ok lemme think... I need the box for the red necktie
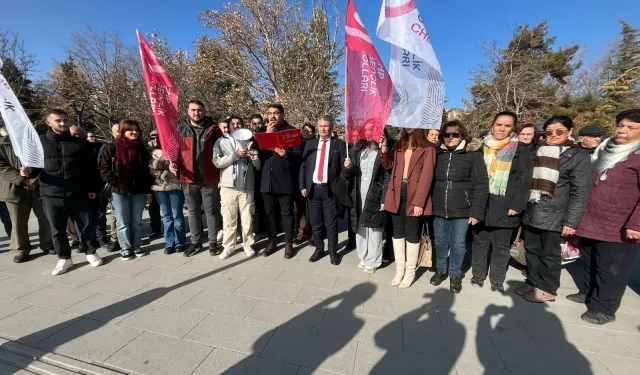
[317,140,327,182]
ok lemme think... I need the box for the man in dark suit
[260,104,302,259]
[300,115,347,265]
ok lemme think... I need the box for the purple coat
[576,153,640,243]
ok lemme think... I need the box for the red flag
[137,30,180,162]
[345,0,393,144]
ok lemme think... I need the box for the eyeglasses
[545,129,567,136]
[443,132,461,139]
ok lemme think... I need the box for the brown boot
[284,243,295,259]
[524,288,556,303]
[263,239,277,257]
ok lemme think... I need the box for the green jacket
[0,135,29,203]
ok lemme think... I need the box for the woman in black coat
[341,128,391,274]
[472,111,534,294]
[430,120,489,293]
[519,116,591,303]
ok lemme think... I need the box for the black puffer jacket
[522,146,592,232]
[432,138,489,220]
[341,142,390,232]
[38,130,101,198]
[483,142,534,228]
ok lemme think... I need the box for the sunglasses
[443,132,461,139]
[545,129,567,136]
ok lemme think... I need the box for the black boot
[263,239,278,257]
[430,271,448,286]
[308,249,324,262]
[329,250,340,265]
[566,293,587,304]
[581,310,615,325]
[450,277,462,294]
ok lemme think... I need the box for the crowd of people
[1,102,639,327]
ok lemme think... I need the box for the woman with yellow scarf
[471,111,534,294]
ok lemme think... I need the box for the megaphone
[231,128,254,151]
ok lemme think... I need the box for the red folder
[254,129,302,151]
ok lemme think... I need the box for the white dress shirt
[312,138,331,184]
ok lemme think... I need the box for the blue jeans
[155,190,186,248]
[434,217,470,277]
[112,193,146,251]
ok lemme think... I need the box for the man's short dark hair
[47,108,69,117]
[250,114,264,123]
[187,99,205,109]
[267,103,285,113]
[218,116,229,125]
[492,111,518,127]
[616,109,640,124]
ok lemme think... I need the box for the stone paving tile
[454,361,532,375]
[127,281,203,307]
[0,276,51,300]
[133,265,198,284]
[104,331,213,375]
[320,311,403,349]
[192,347,299,375]
[225,265,285,282]
[491,334,614,375]
[262,255,320,273]
[234,278,302,303]
[37,318,142,362]
[178,257,232,273]
[260,327,357,375]
[362,297,442,326]
[186,271,248,293]
[118,302,207,339]
[403,322,505,368]
[245,299,326,332]
[293,287,353,310]
[63,292,141,324]
[80,273,154,296]
[0,299,31,320]
[16,284,97,312]
[438,305,532,340]
[0,254,19,272]
[296,367,335,375]
[276,270,337,290]
[42,268,107,288]
[182,289,260,318]
[93,258,154,277]
[2,259,53,278]
[595,353,640,375]
[313,261,370,281]
[136,252,193,268]
[354,341,456,375]
[334,277,398,301]
[0,272,13,282]
[0,305,79,344]
[184,314,275,354]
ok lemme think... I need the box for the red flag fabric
[137,30,180,162]
[345,0,393,144]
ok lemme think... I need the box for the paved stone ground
[0,213,640,375]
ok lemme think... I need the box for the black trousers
[0,202,11,238]
[390,181,422,244]
[263,193,294,243]
[472,224,515,286]
[579,239,639,316]
[95,198,109,242]
[523,226,562,295]
[308,184,338,253]
[42,196,97,259]
[148,193,162,234]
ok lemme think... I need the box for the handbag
[417,221,433,268]
[561,239,580,265]
[510,227,526,266]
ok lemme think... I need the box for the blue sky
[1,0,638,108]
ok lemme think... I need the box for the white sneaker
[219,248,232,260]
[52,259,73,276]
[86,253,103,267]
[217,230,223,243]
[357,261,366,269]
[243,246,256,257]
[364,266,376,274]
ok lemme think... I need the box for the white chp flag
[377,0,444,129]
[0,60,44,167]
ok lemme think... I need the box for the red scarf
[115,137,147,182]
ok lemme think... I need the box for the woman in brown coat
[382,128,436,288]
